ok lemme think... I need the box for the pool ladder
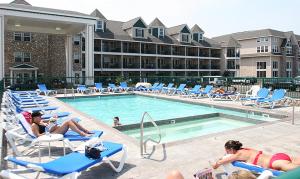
[140,112,161,157]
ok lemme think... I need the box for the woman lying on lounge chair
[212,140,300,171]
[31,111,92,137]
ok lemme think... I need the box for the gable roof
[122,17,147,30]
[167,24,190,35]
[10,0,31,5]
[191,24,204,33]
[10,64,37,69]
[94,19,220,48]
[1,1,96,20]
[90,9,106,20]
[212,29,287,42]
[149,18,165,28]
[219,36,241,48]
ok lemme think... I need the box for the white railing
[140,112,161,157]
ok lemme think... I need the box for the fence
[3,76,300,98]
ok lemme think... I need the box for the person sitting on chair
[31,111,92,137]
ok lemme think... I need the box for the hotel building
[213,29,300,78]
[0,0,222,86]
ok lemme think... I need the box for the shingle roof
[122,17,144,30]
[90,9,106,20]
[0,1,96,19]
[191,24,204,33]
[95,20,220,48]
[295,34,300,41]
[212,29,287,42]
[10,0,30,5]
[166,24,188,35]
[217,36,241,48]
[149,18,165,28]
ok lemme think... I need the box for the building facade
[1,0,222,86]
[213,29,300,78]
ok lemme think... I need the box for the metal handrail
[140,112,161,157]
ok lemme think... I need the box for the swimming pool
[60,95,278,126]
[122,116,255,143]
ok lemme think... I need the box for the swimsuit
[242,148,263,165]
[34,122,46,134]
[269,153,292,169]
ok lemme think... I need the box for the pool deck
[3,92,300,179]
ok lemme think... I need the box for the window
[272,71,278,77]
[14,52,22,62]
[286,39,291,47]
[286,71,292,77]
[181,34,189,42]
[286,48,292,54]
[14,52,31,62]
[265,37,269,42]
[257,46,260,53]
[265,46,268,52]
[23,33,31,42]
[23,52,31,62]
[96,20,103,31]
[73,52,80,63]
[272,45,279,53]
[14,32,22,41]
[272,37,279,42]
[73,36,80,45]
[257,62,266,69]
[257,71,266,77]
[286,61,292,69]
[260,46,265,53]
[257,38,260,43]
[135,28,144,38]
[199,33,203,40]
[257,37,268,43]
[158,28,164,37]
[272,61,278,69]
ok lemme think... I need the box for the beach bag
[85,145,101,159]
[194,168,214,179]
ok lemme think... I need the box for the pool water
[60,95,277,125]
[123,117,254,143]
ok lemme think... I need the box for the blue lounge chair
[240,88,269,105]
[94,83,105,93]
[5,114,103,156]
[140,82,159,92]
[231,161,283,177]
[152,83,164,93]
[41,112,71,119]
[256,89,286,109]
[183,85,201,97]
[37,84,57,96]
[76,85,90,94]
[15,105,59,113]
[0,141,127,178]
[120,82,132,92]
[108,83,120,93]
[161,83,174,94]
[170,84,186,95]
[196,85,213,98]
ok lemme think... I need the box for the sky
[2,0,300,38]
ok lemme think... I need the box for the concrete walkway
[3,92,300,179]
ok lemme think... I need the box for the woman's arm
[212,153,241,169]
[32,124,44,137]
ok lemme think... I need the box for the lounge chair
[76,85,90,94]
[181,85,201,97]
[227,161,283,177]
[161,83,174,94]
[256,89,286,109]
[0,141,127,179]
[152,83,164,93]
[5,114,103,156]
[195,85,213,98]
[37,84,57,96]
[246,85,261,97]
[210,90,240,101]
[240,88,269,105]
[119,82,132,92]
[94,83,105,93]
[169,84,186,95]
[140,82,159,92]
[108,83,120,93]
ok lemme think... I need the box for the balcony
[103,63,121,68]
[142,63,155,69]
[173,64,185,69]
[123,63,140,68]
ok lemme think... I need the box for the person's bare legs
[53,121,88,136]
[71,120,93,134]
[166,170,184,179]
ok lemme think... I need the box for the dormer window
[96,20,103,31]
[181,34,189,43]
[286,39,292,47]
[192,33,203,42]
[159,28,164,37]
[135,28,144,38]
[199,33,203,40]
